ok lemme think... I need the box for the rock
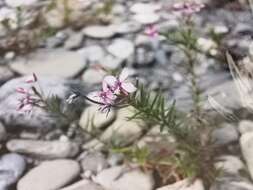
[7,139,79,159]
[0,7,18,30]
[17,160,81,190]
[239,120,253,134]
[4,51,15,61]
[157,179,204,190]
[79,106,116,132]
[80,151,108,173]
[212,123,239,145]
[0,122,6,141]
[0,66,14,85]
[197,37,217,53]
[133,13,160,25]
[10,49,87,78]
[95,166,154,190]
[211,176,253,190]
[100,55,123,70]
[0,76,84,128]
[0,153,26,190]
[130,3,161,14]
[64,32,83,50]
[134,44,155,67]
[107,39,134,60]
[215,155,245,174]
[78,45,105,63]
[107,153,124,167]
[60,179,105,190]
[100,107,145,146]
[5,0,39,7]
[213,25,229,35]
[240,132,253,179]
[115,21,142,34]
[83,25,116,39]
[82,68,107,85]
[46,32,68,48]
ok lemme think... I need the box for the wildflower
[25,73,37,83]
[103,69,137,95]
[145,25,159,38]
[172,1,205,16]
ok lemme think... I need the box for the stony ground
[1,0,253,190]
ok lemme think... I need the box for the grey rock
[115,21,142,34]
[94,165,154,190]
[78,45,105,63]
[130,3,161,14]
[5,0,39,7]
[82,68,107,85]
[10,49,87,78]
[0,153,26,190]
[134,44,155,67]
[157,179,204,190]
[212,123,239,145]
[215,155,245,174]
[239,120,253,134]
[211,176,253,190]
[17,160,81,190]
[0,66,14,85]
[107,39,134,60]
[7,139,79,159]
[64,33,83,50]
[0,76,85,128]
[0,122,6,141]
[79,106,116,132]
[60,179,105,190]
[83,25,116,39]
[80,151,108,173]
[133,13,160,25]
[240,132,253,179]
[100,55,123,70]
[107,153,124,166]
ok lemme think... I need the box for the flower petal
[103,76,117,90]
[121,82,137,93]
[119,69,129,82]
[87,91,103,103]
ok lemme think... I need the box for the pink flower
[103,69,137,95]
[172,2,205,16]
[25,73,38,83]
[145,25,159,38]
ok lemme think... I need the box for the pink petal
[26,73,37,83]
[121,82,137,93]
[119,69,129,82]
[87,91,103,103]
[103,76,117,89]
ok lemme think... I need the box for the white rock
[157,179,204,190]
[4,51,15,60]
[133,13,160,25]
[215,155,245,174]
[79,106,116,132]
[115,21,142,34]
[78,45,105,63]
[107,39,134,60]
[212,123,239,145]
[7,139,79,159]
[64,32,83,50]
[0,7,17,29]
[214,25,229,35]
[83,25,116,39]
[239,120,253,134]
[82,68,107,85]
[101,107,145,146]
[0,153,26,189]
[0,76,84,128]
[197,37,217,52]
[101,55,123,70]
[60,179,104,190]
[17,160,81,190]
[95,166,154,190]
[240,132,253,179]
[130,3,161,14]
[80,151,108,173]
[5,0,39,7]
[10,49,87,78]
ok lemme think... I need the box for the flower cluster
[172,1,205,16]
[16,73,40,113]
[145,25,159,38]
[87,69,137,114]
